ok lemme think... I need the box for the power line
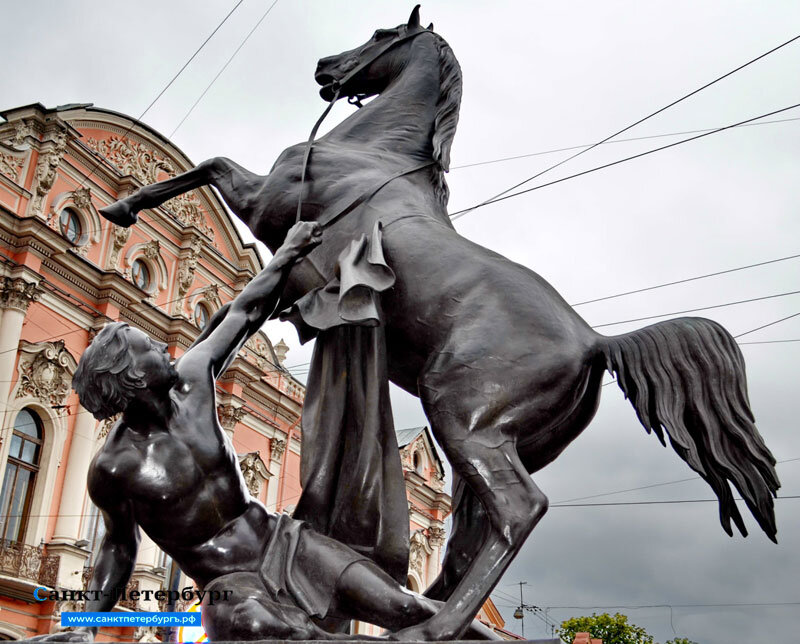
[451,116,800,170]
[170,0,281,137]
[553,457,800,504]
[450,101,800,219]
[739,338,800,345]
[592,288,800,328]
[601,310,800,389]
[571,253,800,307]
[544,601,800,610]
[76,0,246,189]
[449,32,800,218]
[734,311,800,338]
[550,495,799,508]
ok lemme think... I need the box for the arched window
[132,259,151,290]
[413,450,423,474]
[0,409,43,543]
[59,208,82,244]
[194,302,210,330]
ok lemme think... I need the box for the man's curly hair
[72,322,147,420]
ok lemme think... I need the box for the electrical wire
[600,310,800,388]
[450,102,800,219]
[76,0,246,189]
[170,0,281,137]
[734,311,800,338]
[571,253,800,307]
[544,601,800,610]
[553,457,800,504]
[450,32,800,218]
[451,116,800,170]
[550,495,799,508]
[592,288,800,328]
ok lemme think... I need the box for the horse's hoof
[99,200,138,227]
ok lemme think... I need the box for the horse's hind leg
[424,473,488,601]
[396,379,548,640]
[100,157,261,226]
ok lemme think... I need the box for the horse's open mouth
[319,84,337,102]
[315,73,338,102]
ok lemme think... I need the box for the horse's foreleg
[100,157,261,227]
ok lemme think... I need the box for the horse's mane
[431,34,462,207]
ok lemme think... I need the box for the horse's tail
[601,316,779,542]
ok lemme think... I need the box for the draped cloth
[280,222,410,585]
[259,513,368,620]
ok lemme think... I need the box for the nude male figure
[43,221,495,642]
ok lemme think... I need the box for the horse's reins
[294,26,436,227]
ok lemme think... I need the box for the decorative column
[217,403,245,443]
[171,234,203,317]
[266,437,286,511]
[0,277,42,434]
[48,404,98,588]
[51,406,98,543]
[427,525,447,587]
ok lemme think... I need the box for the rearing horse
[101,7,779,640]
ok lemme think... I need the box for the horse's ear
[408,5,421,29]
[427,22,434,31]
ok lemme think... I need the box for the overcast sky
[3,2,799,642]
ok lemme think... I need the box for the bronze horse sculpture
[101,7,779,640]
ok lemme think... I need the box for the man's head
[73,322,177,420]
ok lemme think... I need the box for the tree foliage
[557,612,654,644]
[557,613,698,644]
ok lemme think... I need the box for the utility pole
[513,581,528,638]
[513,581,557,638]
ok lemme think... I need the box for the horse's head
[315,5,434,103]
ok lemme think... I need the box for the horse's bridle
[295,26,436,225]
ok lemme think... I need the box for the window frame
[59,207,83,244]
[131,258,152,291]
[0,409,43,544]
[194,301,211,330]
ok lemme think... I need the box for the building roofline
[1,102,263,268]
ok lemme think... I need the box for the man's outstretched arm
[182,221,321,380]
[32,471,140,642]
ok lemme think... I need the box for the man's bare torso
[88,369,274,587]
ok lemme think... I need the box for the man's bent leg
[333,562,500,640]
[202,572,338,641]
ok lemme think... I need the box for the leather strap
[318,160,435,229]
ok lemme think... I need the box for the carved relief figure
[29,129,68,217]
[16,341,77,407]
